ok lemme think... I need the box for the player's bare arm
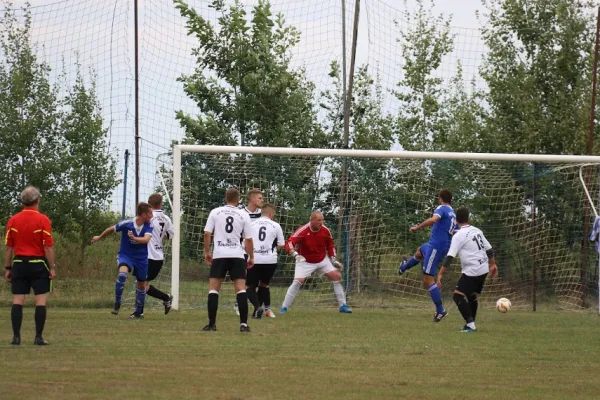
[128,231,152,244]
[487,249,498,278]
[203,231,213,265]
[91,225,116,243]
[410,214,441,233]
[244,238,255,268]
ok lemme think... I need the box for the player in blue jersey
[91,202,154,319]
[398,189,456,322]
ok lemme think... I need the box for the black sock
[453,293,473,324]
[11,304,23,337]
[257,286,265,307]
[258,286,271,308]
[237,292,248,324]
[246,285,260,312]
[147,285,170,302]
[208,292,219,326]
[35,306,47,338]
[468,294,478,321]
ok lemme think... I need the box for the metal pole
[582,6,600,308]
[122,150,130,220]
[134,0,140,208]
[337,0,360,293]
[532,164,537,312]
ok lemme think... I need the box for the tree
[394,0,454,151]
[0,3,65,226]
[61,63,120,255]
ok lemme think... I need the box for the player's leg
[231,258,251,331]
[130,262,149,319]
[204,259,226,330]
[399,245,425,274]
[113,257,131,314]
[258,264,277,318]
[31,260,52,345]
[422,246,446,321]
[468,273,487,324]
[145,259,172,314]
[322,259,352,313]
[245,264,261,319]
[9,261,28,345]
[282,260,315,313]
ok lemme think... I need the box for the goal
[167,145,600,312]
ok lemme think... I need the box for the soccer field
[1,308,599,400]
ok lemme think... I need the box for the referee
[4,186,55,345]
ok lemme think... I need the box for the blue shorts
[419,243,448,276]
[117,254,148,281]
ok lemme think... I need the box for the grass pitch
[0,307,599,400]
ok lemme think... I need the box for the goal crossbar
[171,145,600,311]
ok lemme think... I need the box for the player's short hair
[136,202,152,216]
[21,186,41,206]
[226,187,240,203]
[438,189,453,204]
[456,207,470,224]
[148,193,163,209]
[247,188,262,200]
[262,203,275,214]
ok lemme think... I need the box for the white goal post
[171,145,600,312]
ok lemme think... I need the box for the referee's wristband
[5,266,12,271]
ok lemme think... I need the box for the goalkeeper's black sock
[453,293,473,324]
[237,291,249,325]
[11,304,23,337]
[147,285,170,302]
[208,291,219,326]
[468,294,478,321]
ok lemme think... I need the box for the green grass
[1,308,599,400]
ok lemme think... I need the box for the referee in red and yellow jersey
[4,186,55,346]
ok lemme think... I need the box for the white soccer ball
[496,297,511,313]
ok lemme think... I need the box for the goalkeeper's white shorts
[294,257,337,279]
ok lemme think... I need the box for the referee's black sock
[35,306,47,338]
[11,304,23,337]
[147,285,170,302]
[208,291,219,326]
[237,291,248,325]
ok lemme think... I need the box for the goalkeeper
[280,211,352,314]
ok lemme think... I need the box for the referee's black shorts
[147,259,164,282]
[210,258,246,280]
[246,263,277,286]
[456,273,488,295]
[11,256,51,295]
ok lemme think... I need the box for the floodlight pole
[134,0,140,208]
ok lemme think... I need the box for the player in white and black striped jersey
[246,203,285,319]
[146,193,174,314]
[437,207,498,333]
[203,188,255,332]
[234,188,263,315]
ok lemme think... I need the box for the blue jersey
[115,219,153,262]
[429,204,456,249]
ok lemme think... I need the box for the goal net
[165,145,600,312]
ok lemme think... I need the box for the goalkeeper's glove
[331,256,343,271]
[291,251,306,263]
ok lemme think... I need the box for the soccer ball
[496,298,511,313]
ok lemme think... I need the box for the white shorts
[294,257,337,279]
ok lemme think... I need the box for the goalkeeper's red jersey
[286,223,336,263]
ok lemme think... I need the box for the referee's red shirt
[4,207,54,257]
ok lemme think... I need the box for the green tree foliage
[0,3,119,250]
[61,64,120,253]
